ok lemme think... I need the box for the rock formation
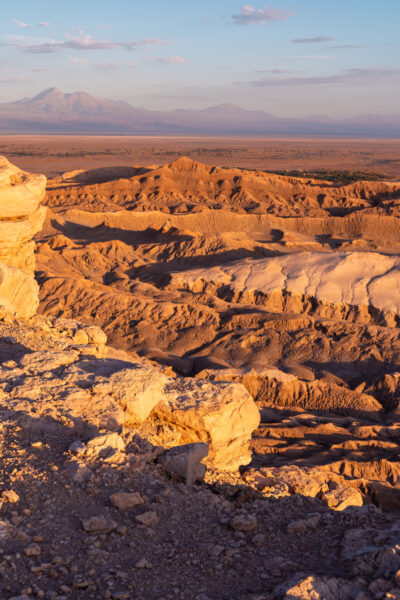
[0,156,46,317]
[172,252,400,327]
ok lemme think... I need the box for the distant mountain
[0,88,399,137]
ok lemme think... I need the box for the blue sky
[0,0,399,117]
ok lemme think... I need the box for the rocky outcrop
[0,317,259,471]
[0,156,46,317]
[152,377,260,470]
[198,368,382,418]
[172,252,400,327]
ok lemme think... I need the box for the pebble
[230,514,258,532]
[110,492,145,510]
[135,511,159,527]
[135,558,152,569]
[2,490,20,503]
[24,543,41,557]
[82,517,117,534]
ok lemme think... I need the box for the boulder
[153,377,260,471]
[157,442,209,484]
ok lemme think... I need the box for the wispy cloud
[292,36,335,44]
[70,57,89,64]
[156,56,187,64]
[232,5,293,25]
[13,19,33,29]
[0,77,28,83]
[39,22,52,27]
[332,44,363,49]
[96,61,120,70]
[10,34,169,54]
[283,55,333,60]
[248,67,400,86]
[255,68,294,74]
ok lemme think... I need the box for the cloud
[98,25,112,30]
[39,22,52,27]
[248,67,400,86]
[32,67,51,72]
[96,61,120,70]
[232,5,294,25]
[13,19,33,29]
[0,77,28,83]
[156,56,187,64]
[12,34,169,54]
[284,55,333,60]
[292,36,335,44]
[255,68,294,74]
[332,44,363,49]
[70,57,89,64]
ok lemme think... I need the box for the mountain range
[1,87,400,137]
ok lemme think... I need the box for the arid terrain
[3,135,400,179]
[0,148,400,600]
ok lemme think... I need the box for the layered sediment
[0,157,46,317]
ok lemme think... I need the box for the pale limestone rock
[0,156,46,317]
[0,262,40,318]
[0,346,259,471]
[85,432,125,460]
[173,252,400,324]
[0,156,46,218]
[157,442,209,484]
[154,377,260,471]
[321,485,363,511]
[93,367,169,423]
[19,350,80,372]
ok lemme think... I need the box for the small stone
[253,534,265,547]
[86,433,125,460]
[135,558,152,569]
[287,513,321,534]
[2,490,19,503]
[110,492,145,510]
[230,514,257,532]
[24,543,41,557]
[68,440,86,455]
[210,545,224,557]
[65,461,93,483]
[82,517,117,534]
[135,511,158,527]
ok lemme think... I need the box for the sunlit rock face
[0,157,46,317]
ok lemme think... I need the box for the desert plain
[0,137,400,600]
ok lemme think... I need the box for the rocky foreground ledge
[0,316,399,600]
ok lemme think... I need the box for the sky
[0,0,399,117]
